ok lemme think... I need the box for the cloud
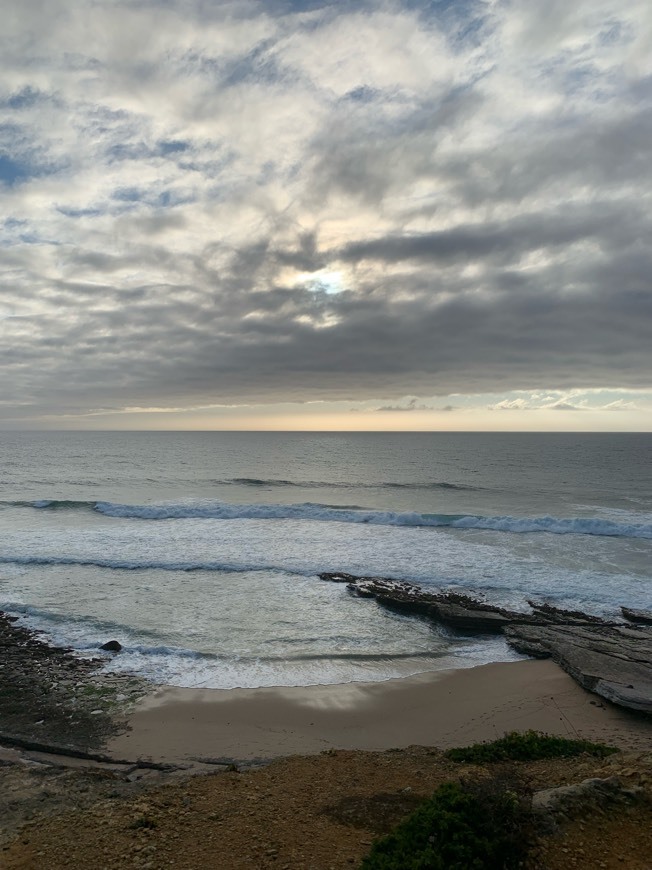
[545,401,584,411]
[489,395,585,412]
[0,0,651,424]
[600,399,639,411]
[488,399,529,411]
[374,397,433,412]
[485,390,651,414]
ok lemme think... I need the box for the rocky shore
[0,610,146,753]
[0,610,183,849]
[319,573,652,715]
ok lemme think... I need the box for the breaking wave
[13,498,652,539]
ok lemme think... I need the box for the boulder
[532,776,642,822]
[100,640,122,653]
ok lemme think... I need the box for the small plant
[360,775,531,869]
[445,730,617,764]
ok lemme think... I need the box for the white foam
[90,500,652,539]
[2,601,520,689]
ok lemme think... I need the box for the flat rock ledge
[319,573,652,715]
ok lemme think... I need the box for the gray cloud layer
[0,0,651,420]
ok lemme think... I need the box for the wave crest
[7,497,652,539]
[92,501,652,538]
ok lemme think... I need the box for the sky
[1,0,651,431]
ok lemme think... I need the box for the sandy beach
[109,659,652,765]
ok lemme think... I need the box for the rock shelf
[622,607,652,626]
[319,573,652,715]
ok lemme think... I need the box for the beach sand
[108,659,652,765]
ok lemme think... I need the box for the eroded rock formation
[319,572,652,715]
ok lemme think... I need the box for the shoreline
[3,607,651,770]
[109,658,652,765]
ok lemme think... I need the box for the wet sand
[109,659,652,765]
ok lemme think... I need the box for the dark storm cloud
[0,0,651,422]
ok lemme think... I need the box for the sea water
[0,431,650,688]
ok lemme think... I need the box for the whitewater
[0,431,650,689]
[15,498,652,538]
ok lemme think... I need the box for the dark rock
[100,640,122,652]
[429,600,513,633]
[532,776,642,826]
[353,577,443,620]
[317,572,652,714]
[622,607,652,626]
[505,623,652,714]
[327,573,529,633]
[319,572,362,584]
[527,600,613,626]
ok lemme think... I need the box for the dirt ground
[2,746,651,870]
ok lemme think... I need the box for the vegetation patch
[360,775,531,870]
[445,730,618,764]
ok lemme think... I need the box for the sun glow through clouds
[297,269,347,295]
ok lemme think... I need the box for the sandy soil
[109,659,652,765]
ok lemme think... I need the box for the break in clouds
[1,0,651,423]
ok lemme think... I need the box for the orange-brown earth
[2,747,651,870]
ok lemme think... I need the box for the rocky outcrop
[0,611,145,751]
[505,623,652,714]
[318,573,652,715]
[527,600,611,626]
[319,573,534,633]
[622,607,652,626]
[532,776,642,827]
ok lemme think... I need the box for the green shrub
[360,776,531,870]
[445,730,617,764]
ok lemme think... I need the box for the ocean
[0,431,650,689]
